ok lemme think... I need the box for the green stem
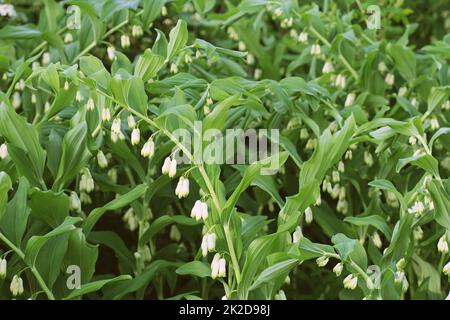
[0,232,55,300]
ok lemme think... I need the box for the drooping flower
[0,144,8,160]
[316,256,329,267]
[292,226,303,244]
[131,128,140,145]
[97,151,108,169]
[141,138,155,158]
[333,262,343,276]
[437,234,449,254]
[0,258,7,279]
[343,274,358,290]
[10,275,24,297]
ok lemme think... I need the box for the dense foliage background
[0,0,449,300]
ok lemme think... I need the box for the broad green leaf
[176,261,211,278]
[25,216,82,266]
[83,184,148,234]
[29,188,70,228]
[64,275,131,300]
[0,177,29,245]
[167,19,188,60]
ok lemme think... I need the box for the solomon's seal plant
[0,0,449,300]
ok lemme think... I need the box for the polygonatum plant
[0,0,449,300]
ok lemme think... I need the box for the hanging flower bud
[141,138,155,158]
[123,208,138,231]
[305,207,313,224]
[238,41,246,51]
[12,92,21,109]
[42,52,51,65]
[408,201,425,215]
[310,44,321,56]
[170,225,181,242]
[300,128,309,140]
[111,118,121,135]
[211,253,221,278]
[292,226,303,243]
[200,202,208,220]
[274,290,287,300]
[398,86,407,97]
[175,177,190,199]
[246,53,255,65]
[430,117,440,130]
[64,81,69,91]
[207,233,216,251]
[86,97,94,111]
[254,68,262,80]
[162,157,171,175]
[0,143,8,160]
[372,231,382,249]
[443,261,450,275]
[168,158,177,178]
[127,115,136,129]
[298,31,308,43]
[191,200,201,220]
[69,192,81,212]
[437,234,449,254]
[333,262,343,276]
[170,63,178,74]
[345,93,355,107]
[343,274,358,290]
[101,107,111,122]
[396,258,406,271]
[218,258,226,277]
[131,25,143,37]
[64,33,73,43]
[201,236,208,257]
[363,151,374,167]
[316,256,329,267]
[131,128,140,145]
[378,62,387,73]
[97,151,108,168]
[0,258,7,279]
[107,46,116,61]
[161,5,168,16]
[10,275,24,296]
[335,74,346,89]
[322,61,334,74]
[384,73,395,86]
[120,35,130,48]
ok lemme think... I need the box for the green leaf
[396,154,439,177]
[25,216,82,266]
[0,104,46,187]
[0,172,12,220]
[167,19,188,60]
[142,0,166,29]
[344,215,392,239]
[249,258,298,291]
[428,180,450,230]
[387,43,416,81]
[0,177,29,245]
[176,261,211,278]
[134,49,165,82]
[238,233,281,299]
[332,233,367,271]
[53,122,91,191]
[0,25,42,40]
[83,184,148,234]
[64,275,131,300]
[29,188,70,228]
[64,229,99,284]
